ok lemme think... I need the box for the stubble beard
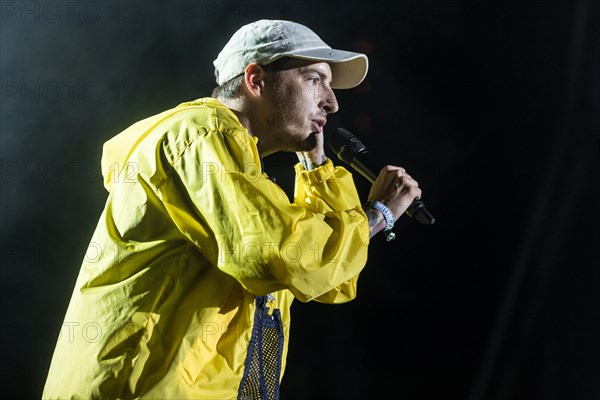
[264,77,318,153]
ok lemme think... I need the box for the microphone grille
[328,128,368,163]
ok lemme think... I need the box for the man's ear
[243,63,267,98]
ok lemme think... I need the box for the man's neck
[220,99,275,157]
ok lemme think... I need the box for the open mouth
[311,118,327,132]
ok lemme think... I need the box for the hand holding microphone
[328,127,435,225]
[367,165,422,222]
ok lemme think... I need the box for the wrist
[297,151,327,170]
[363,207,386,238]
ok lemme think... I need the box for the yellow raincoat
[42,98,370,399]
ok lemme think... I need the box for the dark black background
[1,1,599,399]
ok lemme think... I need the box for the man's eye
[308,77,320,84]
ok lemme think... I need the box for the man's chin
[300,134,318,152]
[281,138,317,153]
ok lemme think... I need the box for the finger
[382,165,406,174]
[407,175,421,188]
[403,176,419,188]
[410,186,423,200]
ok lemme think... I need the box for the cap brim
[283,48,368,89]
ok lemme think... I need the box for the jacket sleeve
[158,124,370,303]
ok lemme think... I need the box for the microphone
[328,127,435,225]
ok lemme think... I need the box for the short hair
[211,74,243,101]
[211,57,294,101]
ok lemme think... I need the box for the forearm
[364,207,386,238]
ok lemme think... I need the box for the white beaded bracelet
[365,200,396,241]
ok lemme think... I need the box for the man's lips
[311,118,327,132]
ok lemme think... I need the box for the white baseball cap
[213,19,369,89]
